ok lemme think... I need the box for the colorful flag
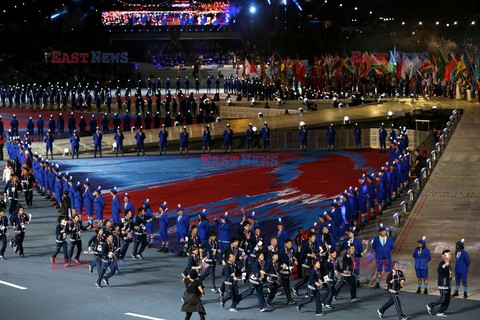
[389,51,397,74]
[474,52,479,85]
[250,59,257,75]
[444,54,457,83]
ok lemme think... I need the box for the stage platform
[27,97,459,156]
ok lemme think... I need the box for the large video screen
[102,1,231,26]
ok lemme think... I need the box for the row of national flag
[237,50,480,88]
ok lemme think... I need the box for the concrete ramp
[393,107,480,300]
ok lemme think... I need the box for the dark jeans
[199,263,216,289]
[12,232,25,255]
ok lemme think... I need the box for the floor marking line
[0,280,28,290]
[124,312,166,320]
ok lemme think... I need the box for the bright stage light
[249,5,257,14]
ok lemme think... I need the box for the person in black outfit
[50,215,69,267]
[334,245,359,302]
[181,270,206,320]
[0,209,8,259]
[412,149,425,177]
[377,260,408,320]
[427,250,452,317]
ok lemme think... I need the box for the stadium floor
[1,149,477,320]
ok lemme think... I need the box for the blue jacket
[261,127,270,140]
[70,135,80,148]
[123,201,135,217]
[135,131,146,146]
[223,129,233,145]
[83,187,94,216]
[176,214,190,237]
[454,250,470,274]
[216,220,231,243]
[111,196,121,224]
[372,236,395,260]
[412,247,431,270]
[94,194,106,219]
[93,132,102,146]
[197,219,210,241]
[115,132,124,146]
[159,130,168,146]
[158,212,169,230]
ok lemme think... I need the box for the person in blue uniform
[180,126,189,155]
[53,174,63,208]
[376,260,407,320]
[176,204,190,257]
[110,187,121,224]
[70,130,80,159]
[68,113,76,135]
[159,125,168,155]
[26,117,34,137]
[79,116,87,135]
[73,182,83,217]
[261,122,270,152]
[452,239,470,298]
[157,202,169,253]
[276,218,288,248]
[48,114,56,135]
[44,130,55,159]
[56,113,65,137]
[354,123,362,149]
[93,127,103,158]
[206,76,212,93]
[93,186,105,224]
[89,115,97,135]
[215,212,231,252]
[202,125,211,154]
[426,250,452,317]
[372,224,395,289]
[114,128,124,157]
[124,111,131,131]
[10,114,19,136]
[379,124,387,152]
[299,122,308,151]
[246,123,255,152]
[135,126,146,156]
[197,209,210,248]
[83,179,94,228]
[345,227,366,286]
[122,193,135,218]
[113,114,121,133]
[296,259,323,316]
[326,124,335,151]
[37,115,44,138]
[413,236,431,294]
[223,124,233,153]
[389,125,397,141]
[357,175,368,225]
